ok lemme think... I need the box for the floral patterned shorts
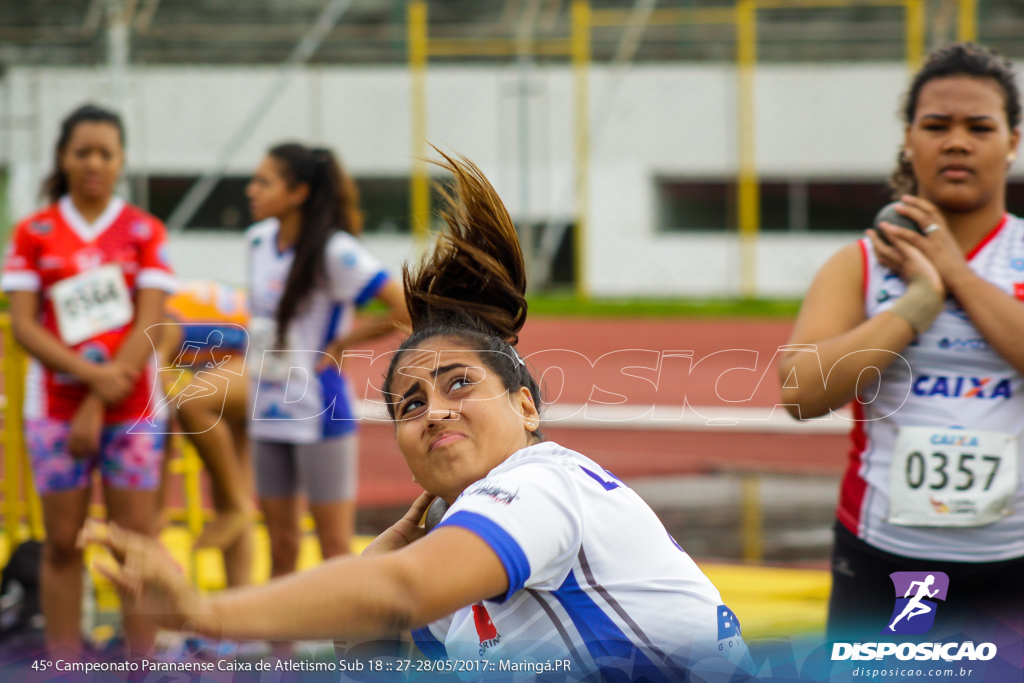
[26,417,166,495]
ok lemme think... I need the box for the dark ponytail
[42,104,125,204]
[890,42,1021,198]
[382,151,543,438]
[268,143,362,345]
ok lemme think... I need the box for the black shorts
[827,521,1024,642]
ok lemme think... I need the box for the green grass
[0,293,801,319]
[362,294,802,319]
[525,292,802,319]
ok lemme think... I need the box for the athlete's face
[905,76,1020,212]
[390,338,540,504]
[60,121,123,204]
[246,156,308,222]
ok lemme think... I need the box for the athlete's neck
[69,192,114,224]
[935,191,1006,256]
[276,210,303,252]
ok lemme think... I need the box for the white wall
[4,62,1012,296]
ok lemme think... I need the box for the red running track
[349,318,850,508]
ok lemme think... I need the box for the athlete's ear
[515,387,540,432]
[290,181,311,209]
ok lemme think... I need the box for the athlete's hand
[316,339,345,373]
[893,196,974,287]
[87,362,139,404]
[79,521,218,634]
[361,492,436,556]
[69,396,104,459]
[868,222,946,300]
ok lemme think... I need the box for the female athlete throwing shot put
[82,153,749,681]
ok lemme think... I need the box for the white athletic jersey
[412,442,751,682]
[842,214,1024,561]
[245,218,389,443]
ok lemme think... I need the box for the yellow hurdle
[1,312,44,562]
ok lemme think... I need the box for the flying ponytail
[403,151,528,344]
[382,151,542,434]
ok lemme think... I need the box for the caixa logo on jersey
[911,375,1012,399]
[832,572,997,662]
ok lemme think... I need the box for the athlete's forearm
[110,289,168,372]
[332,313,408,351]
[946,270,1024,375]
[10,307,103,383]
[203,553,416,641]
[779,312,916,419]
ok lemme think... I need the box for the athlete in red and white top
[1,104,175,655]
[778,44,1024,640]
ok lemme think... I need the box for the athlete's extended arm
[84,519,507,641]
[110,288,168,374]
[8,290,138,404]
[778,243,921,419]
[154,316,183,370]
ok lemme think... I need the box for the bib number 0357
[889,427,1017,528]
[904,451,1001,493]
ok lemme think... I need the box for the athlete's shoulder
[13,204,61,238]
[118,204,169,241]
[491,442,590,481]
[327,229,361,248]
[1002,212,1024,235]
[810,239,868,296]
[245,218,278,245]
[325,229,370,261]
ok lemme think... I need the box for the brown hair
[402,151,527,343]
[890,42,1021,198]
[42,104,125,204]
[382,151,542,435]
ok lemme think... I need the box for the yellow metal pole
[180,438,205,539]
[19,342,43,541]
[740,475,763,563]
[409,0,430,247]
[571,0,591,299]
[2,315,25,549]
[176,437,206,588]
[905,0,924,72]
[957,0,977,43]
[736,0,759,298]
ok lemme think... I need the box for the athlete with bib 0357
[778,44,1024,640]
[2,104,176,657]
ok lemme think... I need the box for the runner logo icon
[884,571,949,635]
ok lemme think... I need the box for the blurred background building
[1,0,1022,298]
